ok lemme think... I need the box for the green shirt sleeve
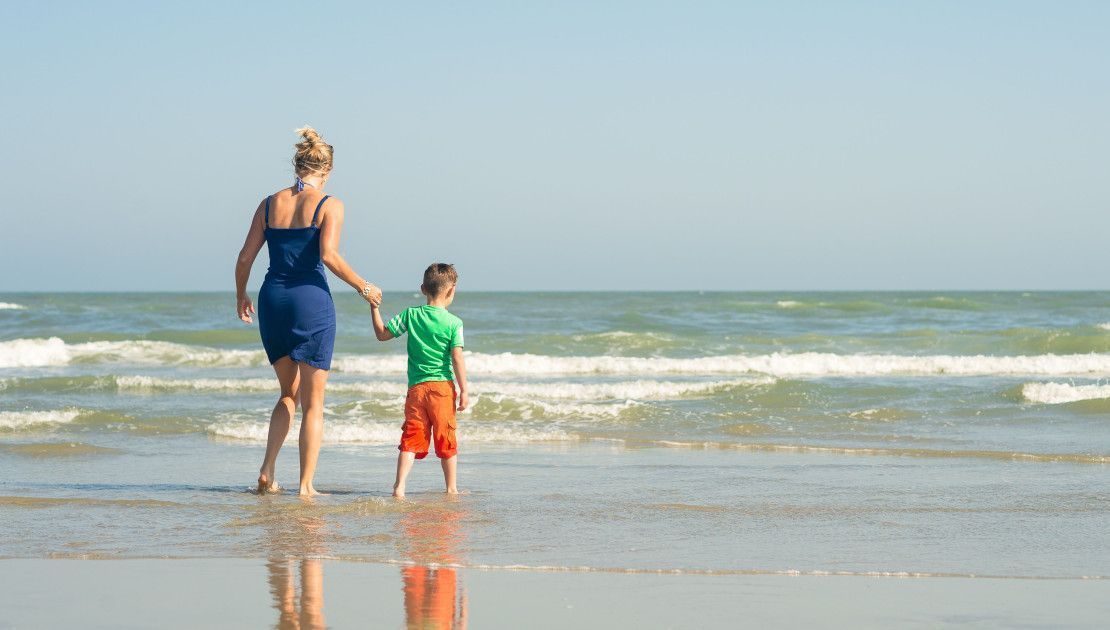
[386,309,408,338]
[451,323,465,348]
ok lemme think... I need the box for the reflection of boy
[371,263,468,498]
[399,502,468,629]
[403,566,466,629]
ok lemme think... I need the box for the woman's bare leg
[298,363,329,496]
[258,357,300,493]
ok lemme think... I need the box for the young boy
[371,263,468,498]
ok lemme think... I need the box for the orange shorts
[399,380,458,460]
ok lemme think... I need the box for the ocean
[1,291,1108,583]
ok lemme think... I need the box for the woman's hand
[360,283,383,307]
[237,294,256,324]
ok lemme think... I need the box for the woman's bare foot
[257,473,281,495]
[392,484,406,499]
[298,485,328,498]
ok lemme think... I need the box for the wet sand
[0,559,1106,629]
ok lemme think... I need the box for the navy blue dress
[257,194,337,370]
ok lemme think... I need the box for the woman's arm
[234,200,266,323]
[318,198,383,305]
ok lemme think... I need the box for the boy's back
[387,305,464,387]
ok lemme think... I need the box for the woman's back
[266,188,329,229]
[263,189,332,281]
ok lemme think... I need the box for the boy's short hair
[422,263,458,297]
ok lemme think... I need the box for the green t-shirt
[386,305,465,387]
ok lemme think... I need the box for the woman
[235,126,382,496]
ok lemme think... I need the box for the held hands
[237,295,255,324]
[360,283,383,307]
[457,390,469,412]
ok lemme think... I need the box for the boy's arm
[451,346,469,411]
[370,305,396,341]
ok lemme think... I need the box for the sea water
[0,292,1108,579]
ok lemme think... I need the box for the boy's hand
[360,283,383,306]
[457,390,469,412]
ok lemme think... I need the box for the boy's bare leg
[441,455,458,494]
[258,357,300,494]
[393,451,416,498]
[297,363,330,497]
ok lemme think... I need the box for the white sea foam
[1098,323,1110,331]
[71,340,264,366]
[0,409,81,430]
[114,374,765,400]
[776,300,803,308]
[351,351,1110,378]
[477,395,642,418]
[0,302,26,310]
[115,375,406,396]
[473,378,771,400]
[0,338,265,369]
[9,337,1110,378]
[207,419,575,444]
[0,338,70,368]
[1021,382,1110,404]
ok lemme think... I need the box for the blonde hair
[293,126,333,177]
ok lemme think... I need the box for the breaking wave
[1021,382,1110,405]
[0,409,82,431]
[7,337,1110,378]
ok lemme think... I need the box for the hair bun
[295,125,322,145]
[292,126,334,176]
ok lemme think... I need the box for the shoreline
[1,555,1105,581]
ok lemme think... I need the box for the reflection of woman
[260,502,329,629]
[268,557,326,630]
[235,126,382,496]
[399,505,468,629]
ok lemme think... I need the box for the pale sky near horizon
[3,1,1108,291]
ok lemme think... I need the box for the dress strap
[312,195,330,227]
[263,196,271,228]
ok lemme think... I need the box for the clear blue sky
[3,1,1107,291]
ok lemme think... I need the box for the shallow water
[0,292,1108,581]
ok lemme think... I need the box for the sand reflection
[398,501,469,629]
